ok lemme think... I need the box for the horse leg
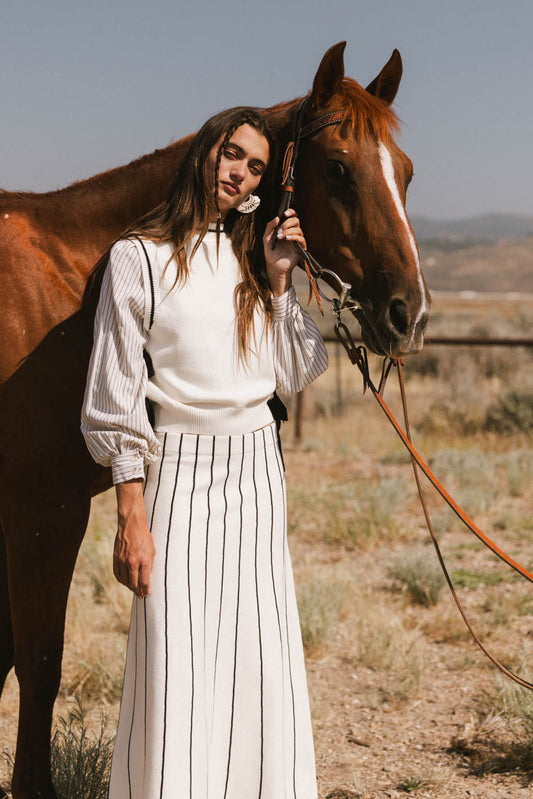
[4,490,91,799]
[0,520,14,696]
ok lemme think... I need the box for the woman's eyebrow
[226,142,267,169]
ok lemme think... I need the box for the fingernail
[277,229,283,238]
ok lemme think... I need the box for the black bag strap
[135,237,156,330]
[267,392,288,471]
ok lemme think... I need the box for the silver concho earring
[237,194,260,214]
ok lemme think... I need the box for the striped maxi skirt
[108,423,317,799]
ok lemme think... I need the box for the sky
[1,0,532,220]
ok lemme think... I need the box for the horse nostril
[388,298,409,337]
[418,311,430,335]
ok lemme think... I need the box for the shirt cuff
[111,452,146,484]
[271,285,297,321]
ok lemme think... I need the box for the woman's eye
[326,160,348,181]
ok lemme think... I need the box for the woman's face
[207,124,269,220]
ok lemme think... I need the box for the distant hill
[292,214,533,305]
[411,213,533,246]
[419,236,533,293]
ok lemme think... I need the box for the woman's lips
[222,181,239,196]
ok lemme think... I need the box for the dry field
[2,296,533,798]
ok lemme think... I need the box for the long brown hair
[117,107,275,357]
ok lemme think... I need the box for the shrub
[2,699,114,799]
[389,549,445,607]
[52,699,114,799]
[297,580,348,652]
[485,391,533,434]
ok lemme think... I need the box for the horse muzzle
[355,294,431,358]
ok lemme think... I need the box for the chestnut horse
[0,42,429,797]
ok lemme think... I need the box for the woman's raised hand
[263,209,307,297]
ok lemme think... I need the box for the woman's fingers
[263,216,280,245]
[274,211,306,250]
[113,532,155,597]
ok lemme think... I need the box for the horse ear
[365,49,403,105]
[310,41,346,109]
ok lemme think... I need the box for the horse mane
[323,77,400,142]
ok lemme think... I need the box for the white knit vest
[135,232,276,435]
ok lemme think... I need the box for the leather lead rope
[395,361,533,691]
[335,319,533,690]
[273,98,346,312]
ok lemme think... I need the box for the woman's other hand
[263,209,307,297]
[114,479,156,597]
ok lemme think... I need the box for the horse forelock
[320,78,400,144]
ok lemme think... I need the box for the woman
[82,106,328,798]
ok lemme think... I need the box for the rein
[335,315,533,691]
[276,98,533,690]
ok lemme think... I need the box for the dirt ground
[287,443,533,799]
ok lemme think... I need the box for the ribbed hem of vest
[111,452,146,485]
[154,402,275,436]
[271,285,297,320]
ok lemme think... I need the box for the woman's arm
[263,211,329,393]
[262,209,307,297]
[81,240,162,593]
[114,479,156,597]
[81,239,162,483]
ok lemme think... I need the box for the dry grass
[297,579,350,654]
[60,500,129,710]
[351,598,425,702]
[389,547,446,607]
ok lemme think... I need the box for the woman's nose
[230,161,246,182]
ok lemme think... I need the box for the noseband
[273,97,358,315]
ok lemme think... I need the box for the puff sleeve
[270,286,329,394]
[81,239,162,484]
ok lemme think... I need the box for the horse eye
[326,160,348,181]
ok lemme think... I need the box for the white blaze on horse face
[378,142,430,327]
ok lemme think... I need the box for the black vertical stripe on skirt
[223,439,245,799]
[203,437,216,641]
[159,436,183,798]
[187,438,200,798]
[213,439,232,705]
[272,435,298,797]
[253,434,265,796]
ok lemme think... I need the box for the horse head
[291,42,430,357]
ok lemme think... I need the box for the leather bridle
[273,96,356,313]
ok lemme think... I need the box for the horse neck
[77,139,193,239]
[1,136,193,254]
